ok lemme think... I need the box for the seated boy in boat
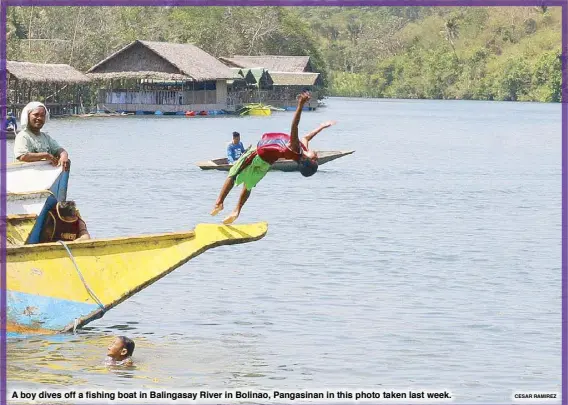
[211,91,336,224]
[106,336,135,366]
[227,131,246,163]
[39,200,91,243]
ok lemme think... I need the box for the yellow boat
[7,222,268,334]
[7,214,38,246]
[248,106,272,116]
[238,103,272,116]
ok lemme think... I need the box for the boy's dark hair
[232,131,240,137]
[299,159,318,177]
[57,201,77,217]
[119,336,135,356]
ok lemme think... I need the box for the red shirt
[41,208,88,242]
[256,133,307,164]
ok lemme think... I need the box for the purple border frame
[0,1,566,405]
[1,2,7,405]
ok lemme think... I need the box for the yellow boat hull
[7,222,268,334]
[248,107,272,116]
[7,215,38,246]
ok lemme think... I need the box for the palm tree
[441,18,460,60]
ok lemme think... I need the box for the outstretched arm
[289,91,311,152]
[301,120,336,149]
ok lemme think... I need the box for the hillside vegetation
[6,6,562,102]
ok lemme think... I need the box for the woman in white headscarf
[13,101,70,171]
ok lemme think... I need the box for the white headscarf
[20,101,50,131]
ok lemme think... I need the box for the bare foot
[222,211,239,225]
[210,203,224,216]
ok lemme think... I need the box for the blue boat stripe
[8,290,100,332]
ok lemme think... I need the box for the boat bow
[7,222,268,334]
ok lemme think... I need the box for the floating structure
[87,40,234,114]
[8,47,325,118]
[263,72,322,111]
[6,61,91,118]
[220,55,321,110]
[197,150,355,172]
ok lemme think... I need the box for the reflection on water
[6,98,562,403]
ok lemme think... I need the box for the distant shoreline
[324,95,559,104]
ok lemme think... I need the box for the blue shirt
[6,116,17,130]
[227,141,246,163]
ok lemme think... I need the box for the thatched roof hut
[7,61,91,83]
[269,72,321,87]
[219,55,313,73]
[7,61,92,117]
[87,40,233,81]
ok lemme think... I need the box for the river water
[5,97,562,403]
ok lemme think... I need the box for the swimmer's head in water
[107,336,135,360]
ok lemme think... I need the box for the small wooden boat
[7,222,268,334]
[238,103,272,116]
[248,106,271,116]
[197,150,355,172]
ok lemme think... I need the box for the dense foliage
[6,6,562,102]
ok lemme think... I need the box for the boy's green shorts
[228,147,271,191]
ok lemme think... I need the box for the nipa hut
[87,40,233,114]
[261,72,322,110]
[220,55,320,110]
[7,61,91,117]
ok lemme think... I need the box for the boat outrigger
[6,161,268,334]
[197,150,355,172]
